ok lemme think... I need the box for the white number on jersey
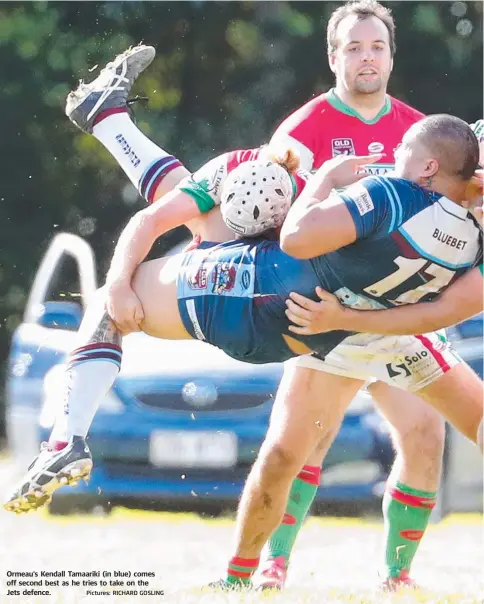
[363,256,455,305]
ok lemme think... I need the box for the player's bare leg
[257,381,446,590]
[416,363,483,445]
[256,400,342,590]
[223,368,363,586]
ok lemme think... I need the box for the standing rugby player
[242,0,472,590]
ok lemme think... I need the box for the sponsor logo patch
[188,266,208,290]
[241,270,251,290]
[224,217,246,234]
[331,138,355,156]
[352,187,374,216]
[115,133,141,167]
[192,159,226,199]
[362,163,394,176]
[368,141,384,154]
[212,262,237,294]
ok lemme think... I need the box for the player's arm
[103,189,202,334]
[280,154,382,258]
[105,189,201,289]
[286,265,483,335]
[152,165,191,201]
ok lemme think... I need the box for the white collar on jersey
[435,195,469,219]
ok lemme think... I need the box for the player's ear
[328,52,337,74]
[424,158,439,178]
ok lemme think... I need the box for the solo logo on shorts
[386,350,429,378]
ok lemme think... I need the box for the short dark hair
[418,114,480,181]
[327,0,396,56]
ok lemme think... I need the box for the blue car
[6,233,480,515]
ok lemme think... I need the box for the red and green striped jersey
[271,88,424,174]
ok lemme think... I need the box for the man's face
[393,125,437,182]
[329,15,393,95]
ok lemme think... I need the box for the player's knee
[257,441,301,481]
[312,424,340,459]
[395,408,446,460]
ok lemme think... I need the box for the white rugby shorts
[294,330,461,392]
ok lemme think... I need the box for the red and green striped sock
[226,556,259,586]
[265,465,321,562]
[383,481,437,578]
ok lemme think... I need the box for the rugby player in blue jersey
[5,110,482,545]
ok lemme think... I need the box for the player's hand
[320,153,383,189]
[105,281,145,335]
[285,286,347,334]
[474,205,483,228]
[464,169,484,208]
[182,234,202,252]
[470,119,484,166]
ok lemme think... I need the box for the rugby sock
[264,465,321,562]
[383,481,436,578]
[48,343,122,445]
[92,110,183,203]
[47,366,71,449]
[226,556,259,585]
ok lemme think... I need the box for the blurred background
[0,1,482,516]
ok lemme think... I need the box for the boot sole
[4,458,93,514]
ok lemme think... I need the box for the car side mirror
[34,301,83,331]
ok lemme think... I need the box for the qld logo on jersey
[331,138,355,156]
[188,266,208,290]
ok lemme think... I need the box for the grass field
[0,505,482,604]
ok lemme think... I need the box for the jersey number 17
[363,256,455,305]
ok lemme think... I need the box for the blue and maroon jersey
[177,176,482,363]
[312,176,482,311]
